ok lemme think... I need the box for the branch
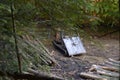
[0,70,64,80]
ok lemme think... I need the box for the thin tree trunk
[11,2,22,73]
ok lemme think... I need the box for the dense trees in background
[0,0,119,79]
[0,0,119,36]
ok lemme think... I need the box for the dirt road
[47,38,119,80]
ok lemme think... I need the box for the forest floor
[46,36,119,80]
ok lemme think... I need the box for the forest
[0,0,119,80]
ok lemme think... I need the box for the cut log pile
[0,35,62,80]
[80,58,120,80]
[18,35,58,69]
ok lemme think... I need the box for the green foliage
[91,0,119,27]
[34,0,119,30]
[0,0,37,73]
[0,2,12,38]
[0,0,119,76]
[1,0,119,36]
[0,0,37,37]
[0,38,19,72]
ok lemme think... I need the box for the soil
[46,37,119,80]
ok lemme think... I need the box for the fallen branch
[89,65,119,72]
[108,58,120,64]
[80,72,107,80]
[97,29,119,38]
[21,35,58,65]
[0,70,64,80]
[27,68,64,80]
[91,65,119,78]
[105,61,120,67]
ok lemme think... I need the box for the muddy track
[47,38,119,80]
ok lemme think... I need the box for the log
[28,68,64,80]
[24,37,57,64]
[103,64,120,72]
[89,65,119,72]
[108,58,120,64]
[98,29,119,38]
[0,70,64,80]
[91,65,119,78]
[18,41,50,65]
[17,36,61,72]
[97,69,119,78]
[80,72,107,80]
[105,61,120,67]
[22,38,56,64]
